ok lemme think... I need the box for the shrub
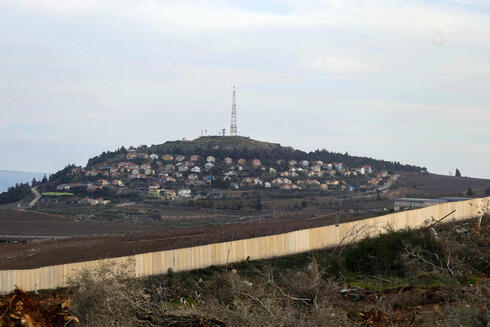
[68,260,155,326]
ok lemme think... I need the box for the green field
[41,192,74,196]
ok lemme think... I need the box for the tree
[455,168,461,177]
[467,187,473,196]
[485,187,490,196]
[0,183,31,204]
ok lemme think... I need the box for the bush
[68,260,153,326]
[342,229,432,276]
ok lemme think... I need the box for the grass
[41,192,74,196]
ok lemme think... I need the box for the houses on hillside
[52,151,390,202]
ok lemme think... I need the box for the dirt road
[27,187,40,208]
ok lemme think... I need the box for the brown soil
[0,209,163,238]
[0,210,363,270]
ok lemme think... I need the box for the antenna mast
[230,86,237,136]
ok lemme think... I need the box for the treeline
[86,147,128,167]
[46,165,78,184]
[147,142,304,163]
[84,139,424,174]
[0,183,31,204]
[307,149,423,174]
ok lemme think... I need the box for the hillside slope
[397,172,490,197]
[86,136,423,173]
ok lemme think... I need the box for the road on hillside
[27,187,41,208]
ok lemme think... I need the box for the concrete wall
[1,197,487,294]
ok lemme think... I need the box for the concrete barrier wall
[1,197,487,294]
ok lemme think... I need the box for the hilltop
[86,136,423,173]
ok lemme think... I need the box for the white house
[191,166,201,173]
[178,189,192,198]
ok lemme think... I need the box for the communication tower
[230,86,237,136]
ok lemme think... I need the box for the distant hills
[0,170,46,193]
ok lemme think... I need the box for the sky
[0,0,489,178]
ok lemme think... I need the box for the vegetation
[86,147,128,167]
[41,192,74,196]
[0,183,31,204]
[85,136,424,173]
[66,216,489,326]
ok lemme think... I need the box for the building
[148,188,161,196]
[188,173,199,181]
[56,183,71,190]
[98,179,110,186]
[178,189,192,198]
[126,149,137,159]
[164,164,175,172]
[394,197,470,211]
[111,179,124,187]
[394,198,447,211]
[163,189,176,200]
[191,166,201,173]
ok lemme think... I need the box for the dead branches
[0,287,79,326]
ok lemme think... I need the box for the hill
[397,172,490,197]
[3,136,489,208]
[86,136,424,173]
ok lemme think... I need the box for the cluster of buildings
[57,151,391,201]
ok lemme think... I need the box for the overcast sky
[0,0,489,178]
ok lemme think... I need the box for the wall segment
[0,197,487,294]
